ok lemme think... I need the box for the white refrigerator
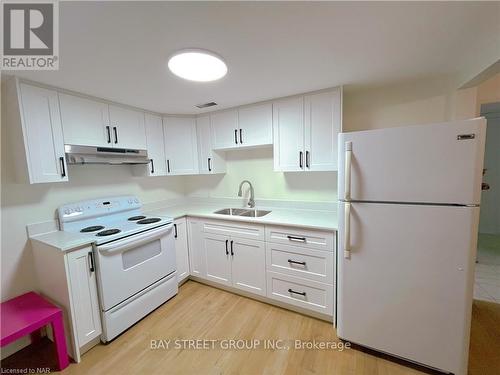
[337,118,486,375]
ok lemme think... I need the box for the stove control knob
[64,209,70,215]
[134,198,139,203]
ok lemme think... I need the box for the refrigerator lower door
[337,201,479,375]
[338,118,486,205]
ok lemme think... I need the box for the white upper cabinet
[210,109,239,150]
[304,89,341,171]
[211,104,273,150]
[18,83,68,184]
[108,105,147,150]
[273,88,342,172]
[273,96,305,172]
[163,116,199,175]
[237,103,273,148]
[196,115,226,174]
[59,93,110,147]
[144,114,167,176]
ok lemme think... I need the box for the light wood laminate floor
[6,280,499,374]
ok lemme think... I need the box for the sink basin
[239,209,271,217]
[213,208,271,218]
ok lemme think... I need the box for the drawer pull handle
[288,288,306,296]
[288,259,306,266]
[287,235,306,242]
[225,239,229,255]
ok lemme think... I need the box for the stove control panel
[58,195,142,223]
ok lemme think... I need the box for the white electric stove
[58,195,178,342]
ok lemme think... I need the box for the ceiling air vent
[195,102,217,109]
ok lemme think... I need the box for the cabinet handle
[287,235,306,243]
[239,128,243,144]
[59,157,66,177]
[230,240,234,256]
[208,157,212,172]
[288,288,306,296]
[234,129,238,144]
[288,259,306,266]
[306,151,310,168]
[174,223,177,238]
[113,126,118,144]
[88,251,95,273]
[150,159,154,174]
[167,159,170,173]
[106,126,111,143]
[299,151,303,169]
[225,239,229,255]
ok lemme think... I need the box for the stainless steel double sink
[213,208,271,218]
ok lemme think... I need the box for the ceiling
[10,1,500,114]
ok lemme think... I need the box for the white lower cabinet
[266,271,333,315]
[31,242,102,362]
[185,217,335,319]
[66,248,102,347]
[231,237,266,296]
[187,218,206,278]
[204,233,232,286]
[174,218,190,283]
[202,232,266,296]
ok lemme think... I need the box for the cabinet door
[108,105,147,149]
[144,114,167,176]
[304,89,341,171]
[196,115,226,175]
[19,83,68,183]
[66,248,102,347]
[273,97,305,172]
[231,238,266,296]
[59,93,110,147]
[238,103,273,148]
[187,219,206,278]
[174,218,190,283]
[211,109,239,149]
[163,117,199,175]
[203,233,231,286]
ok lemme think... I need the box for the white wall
[184,148,337,202]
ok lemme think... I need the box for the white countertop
[30,202,337,252]
[147,204,337,231]
[30,230,96,252]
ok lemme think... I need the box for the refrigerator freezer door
[338,118,486,205]
[337,201,479,375]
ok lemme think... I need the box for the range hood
[65,145,150,165]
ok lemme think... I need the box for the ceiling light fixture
[168,49,227,82]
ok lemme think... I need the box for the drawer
[265,225,334,251]
[266,271,333,315]
[266,243,333,284]
[202,219,265,241]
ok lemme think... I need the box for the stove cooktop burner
[96,229,121,236]
[128,215,146,221]
[137,218,162,224]
[80,225,105,233]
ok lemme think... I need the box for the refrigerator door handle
[344,141,352,200]
[344,202,351,259]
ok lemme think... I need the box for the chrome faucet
[238,180,255,208]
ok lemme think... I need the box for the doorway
[474,102,500,303]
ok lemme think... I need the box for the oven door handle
[97,224,173,254]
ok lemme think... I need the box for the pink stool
[1,292,69,371]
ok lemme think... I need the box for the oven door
[95,224,176,311]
